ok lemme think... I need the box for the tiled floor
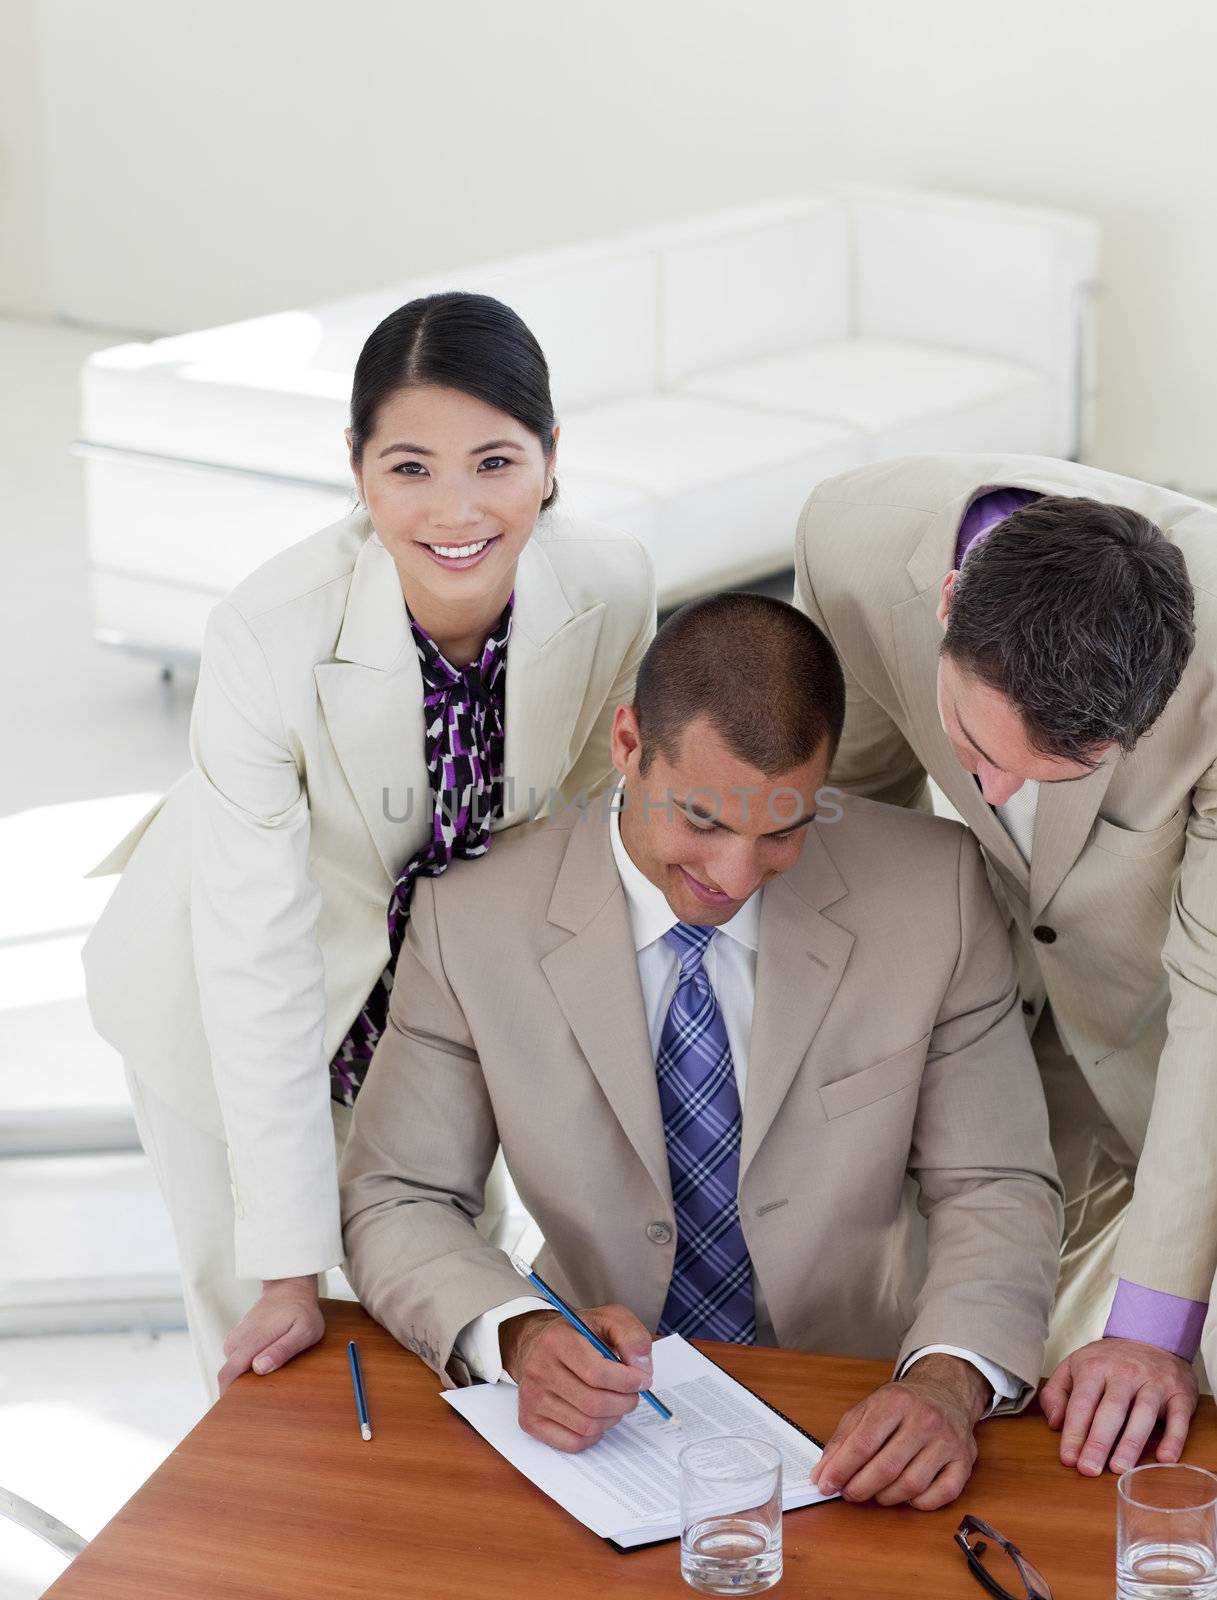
[0,317,203,1600]
[0,1327,202,1598]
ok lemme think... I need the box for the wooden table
[45,1301,1217,1598]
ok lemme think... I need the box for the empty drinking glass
[679,1435,783,1596]
[1117,1463,1217,1600]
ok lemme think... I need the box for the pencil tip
[361,1424,373,1441]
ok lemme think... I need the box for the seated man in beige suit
[793,454,1213,1481]
[341,593,1062,1511]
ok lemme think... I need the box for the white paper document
[441,1333,836,1547]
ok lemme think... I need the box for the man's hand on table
[500,1303,655,1452]
[1040,1337,1198,1476]
[217,1275,325,1393]
[810,1353,990,1510]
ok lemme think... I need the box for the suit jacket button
[1033,925,1057,944]
[647,1222,673,1245]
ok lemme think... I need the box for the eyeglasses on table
[955,1513,1052,1600]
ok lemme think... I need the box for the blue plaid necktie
[656,923,756,1344]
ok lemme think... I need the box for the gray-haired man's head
[936,495,1195,805]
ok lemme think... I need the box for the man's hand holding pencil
[501,1303,656,1453]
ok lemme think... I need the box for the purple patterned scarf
[329,596,513,1105]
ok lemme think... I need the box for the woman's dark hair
[349,291,558,509]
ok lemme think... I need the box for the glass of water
[1117,1463,1217,1600]
[679,1434,783,1596]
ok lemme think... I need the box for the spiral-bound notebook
[441,1333,838,1549]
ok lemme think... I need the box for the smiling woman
[354,385,552,661]
[347,295,560,664]
[82,292,656,1404]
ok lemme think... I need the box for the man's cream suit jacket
[82,510,655,1279]
[340,794,1063,1397]
[793,453,1217,1303]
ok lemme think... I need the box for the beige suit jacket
[82,509,655,1279]
[793,453,1217,1302]
[340,794,1063,1398]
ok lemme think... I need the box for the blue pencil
[348,1339,372,1441]
[511,1257,676,1425]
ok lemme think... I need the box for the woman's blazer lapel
[315,528,609,881]
[502,539,606,823]
[314,531,426,884]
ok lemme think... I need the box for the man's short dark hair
[634,592,846,776]
[943,495,1195,763]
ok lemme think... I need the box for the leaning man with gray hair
[793,453,1215,1481]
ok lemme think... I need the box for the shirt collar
[955,487,1042,569]
[608,781,762,955]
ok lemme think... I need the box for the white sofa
[80,186,1098,665]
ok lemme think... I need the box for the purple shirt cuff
[1104,1279,1208,1360]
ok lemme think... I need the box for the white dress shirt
[456,786,1020,1410]
[994,780,1039,863]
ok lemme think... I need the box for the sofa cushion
[678,338,1057,460]
[555,471,657,532]
[658,197,850,385]
[843,185,1099,455]
[845,185,1098,381]
[437,238,659,413]
[557,396,863,601]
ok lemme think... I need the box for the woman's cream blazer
[82,509,655,1281]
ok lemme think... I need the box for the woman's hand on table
[217,1275,325,1393]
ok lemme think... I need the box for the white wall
[8,1,1217,487]
[29,0,845,332]
[0,0,51,318]
[829,0,1217,487]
